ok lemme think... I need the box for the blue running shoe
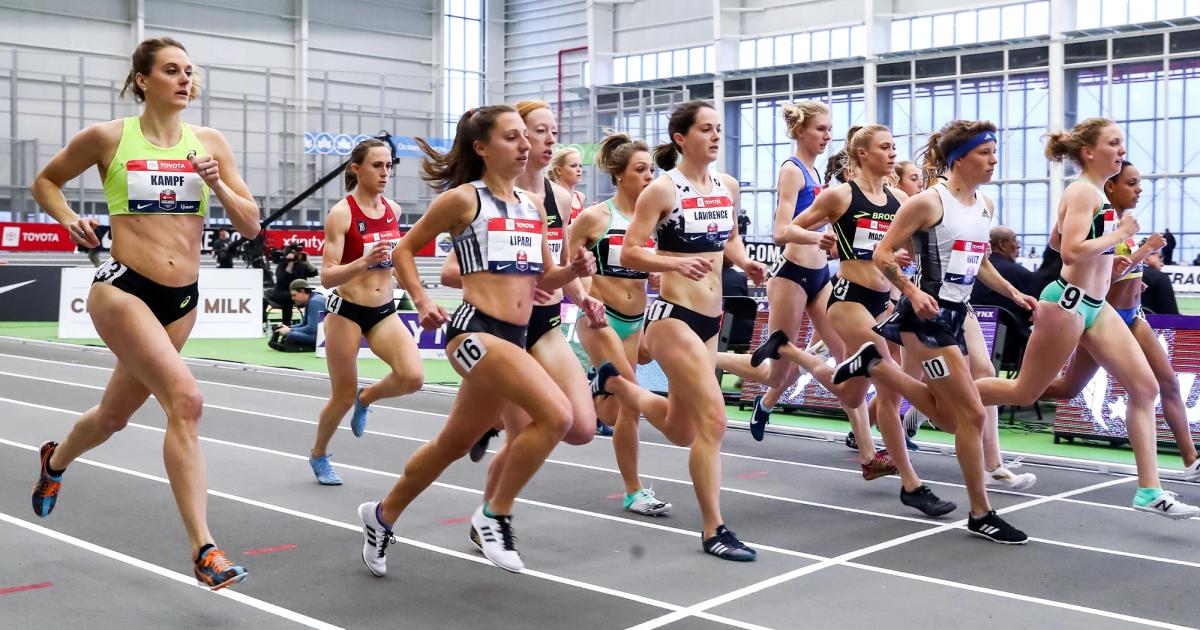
[32,441,62,517]
[904,433,919,451]
[309,454,344,485]
[351,387,371,438]
[749,395,771,442]
[194,546,247,590]
[702,525,757,561]
[596,419,614,436]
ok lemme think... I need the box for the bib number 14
[453,334,488,373]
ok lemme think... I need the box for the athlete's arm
[875,189,938,298]
[978,196,1038,314]
[194,127,260,239]
[440,250,463,289]
[773,163,805,246]
[622,176,712,279]
[1127,232,1166,268]
[1059,182,1135,265]
[320,203,384,289]
[787,184,847,239]
[31,121,119,248]
[721,173,767,285]
[536,195,596,291]
[394,185,474,329]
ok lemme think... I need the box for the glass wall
[444,0,485,137]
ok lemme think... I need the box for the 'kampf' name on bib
[126,159,204,214]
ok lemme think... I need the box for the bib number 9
[1057,284,1084,312]
[453,334,488,373]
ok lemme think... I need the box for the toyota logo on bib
[516,250,528,272]
[159,189,177,210]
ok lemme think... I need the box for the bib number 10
[453,334,488,373]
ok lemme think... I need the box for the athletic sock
[46,463,65,478]
[483,501,498,518]
[375,503,393,529]
[196,543,215,562]
[1134,487,1164,506]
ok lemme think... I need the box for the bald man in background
[971,226,1036,333]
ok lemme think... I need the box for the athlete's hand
[894,248,913,268]
[532,287,556,303]
[362,242,391,268]
[417,298,449,331]
[673,256,713,281]
[1011,291,1039,322]
[1111,255,1132,279]
[1117,212,1139,238]
[569,246,597,278]
[65,216,101,248]
[189,153,221,186]
[1145,232,1166,251]
[744,260,768,286]
[911,290,941,320]
[818,231,837,253]
[580,295,608,329]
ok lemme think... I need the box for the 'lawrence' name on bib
[681,196,733,243]
[127,159,204,214]
[487,218,544,274]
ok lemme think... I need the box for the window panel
[658,51,672,78]
[933,14,954,48]
[1026,2,1050,37]
[955,12,977,46]
[740,40,756,70]
[757,146,775,188]
[674,49,688,76]
[463,20,481,72]
[812,30,831,61]
[978,8,1001,42]
[911,16,932,50]
[614,57,627,84]
[793,33,811,63]
[1077,0,1102,29]
[892,19,910,52]
[627,56,642,82]
[850,26,866,57]
[1102,0,1129,26]
[691,47,706,74]
[449,18,465,68]
[775,35,792,66]
[757,37,774,67]
[642,54,657,80]
[706,45,716,73]
[1001,4,1025,39]
[831,28,850,59]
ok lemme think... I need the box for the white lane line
[0,511,343,630]
[839,561,1196,630]
[0,436,770,630]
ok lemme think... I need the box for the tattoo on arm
[883,261,909,289]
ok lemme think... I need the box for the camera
[269,241,308,265]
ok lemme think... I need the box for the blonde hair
[548,147,582,183]
[844,124,890,168]
[1044,117,1116,165]
[781,100,830,139]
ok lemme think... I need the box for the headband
[945,130,997,167]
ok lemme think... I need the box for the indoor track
[1,337,1197,629]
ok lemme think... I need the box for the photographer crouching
[269,279,326,352]
[264,241,319,325]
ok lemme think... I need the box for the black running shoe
[702,525,757,561]
[751,329,789,368]
[469,428,499,463]
[749,395,771,441]
[845,431,858,450]
[591,361,619,399]
[833,342,882,385]
[967,510,1028,544]
[900,484,956,517]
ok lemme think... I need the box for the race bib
[487,218,543,274]
[1056,282,1086,313]
[944,240,987,285]
[363,228,402,270]
[681,196,734,244]
[452,334,488,372]
[606,233,655,269]
[546,227,564,262]
[126,159,204,214]
[852,218,890,259]
[1097,206,1118,254]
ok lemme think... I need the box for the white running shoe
[902,407,927,438]
[624,488,672,516]
[1183,459,1200,483]
[806,339,831,361]
[986,458,1037,492]
[470,504,524,572]
[1133,490,1200,520]
[358,501,395,577]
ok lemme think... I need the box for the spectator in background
[1142,249,1180,315]
[1191,252,1200,266]
[1028,246,1037,258]
[212,228,235,268]
[972,226,1036,334]
[737,209,751,238]
[1163,228,1177,265]
[264,243,318,324]
[269,279,326,352]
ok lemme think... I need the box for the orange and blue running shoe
[194,545,248,590]
[32,441,62,518]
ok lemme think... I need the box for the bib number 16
[453,334,488,373]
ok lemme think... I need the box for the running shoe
[590,361,619,399]
[806,339,831,361]
[596,420,614,437]
[308,454,343,486]
[194,546,248,590]
[1183,459,1200,483]
[845,431,858,450]
[701,525,757,561]
[1133,490,1200,520]
[358,501,395,577]
[624,488,671,516]
[966,510,1028,545]
[749,395,772,441]
[903,433,920,451]
[470,428,500,463]
[900,484,957,517]
[986,458,1037,492]
[902,407,927,439]
[32,441,62,518]
[833,342,882,384]
[351,387,371,438]
[861,450,898,480]
[470,504,524,572]
[750,329,789,368]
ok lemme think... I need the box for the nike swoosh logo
[0,280,35,295]
[136,203,154,210]
[496,264,512,270]
[386,217,394,223]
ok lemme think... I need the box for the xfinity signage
[59,268,262,338]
